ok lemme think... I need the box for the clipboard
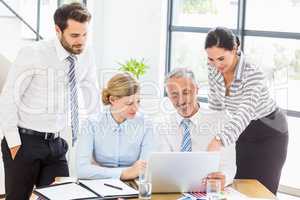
[33,179,139,200]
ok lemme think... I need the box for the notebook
[34,179,138,200]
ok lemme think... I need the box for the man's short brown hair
[54,3,91,32]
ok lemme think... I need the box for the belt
[18,127,60,140]
[263,107,279,120]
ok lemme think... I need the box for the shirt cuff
[4,128,21,148]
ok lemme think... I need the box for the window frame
[166,0,300,196]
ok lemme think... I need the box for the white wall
[92,0,167,99]
[0,17,23,61]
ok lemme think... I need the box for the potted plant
[118,58,149,79]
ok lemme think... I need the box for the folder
[34,179,138,200]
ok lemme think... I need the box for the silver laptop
[147,152,220,193]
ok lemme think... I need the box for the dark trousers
[235,108,289,194]
[1,129,69,200]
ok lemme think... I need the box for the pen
[104,183,123,190]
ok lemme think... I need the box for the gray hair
[164,68,197,85]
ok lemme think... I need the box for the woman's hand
[207,137,222,152]
[120,160,146,180]
[206,172,226,191]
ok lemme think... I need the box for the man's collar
[54,37,70,61]
[174,104,201,126]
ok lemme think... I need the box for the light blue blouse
[76,107,155,179]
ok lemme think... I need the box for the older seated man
[156,68,236,189]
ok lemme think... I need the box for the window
[246,0,300,33]
[172,0,238,28]
[244,37,300,111]
[167,0,300,196]
[167,0,239,90]
[171,32,207,81]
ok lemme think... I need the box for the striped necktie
[67,55,79,146]
[180,118,192,152]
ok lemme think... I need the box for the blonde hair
[102,73,140,105]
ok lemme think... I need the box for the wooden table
[27,179,275,200]
[131,179,276,200]
[231,179,275,199]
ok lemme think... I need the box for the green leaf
[117,58,149,79]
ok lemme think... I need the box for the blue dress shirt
[76,107,155,179]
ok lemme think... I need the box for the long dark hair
[205,27,240,51]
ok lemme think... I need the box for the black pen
[104,183,123,190]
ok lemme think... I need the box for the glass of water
[139,181,152,200]
[138,169,152,200]
[206,179,221,200]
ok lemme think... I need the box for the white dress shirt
[0,37,99,148]
[155,107,236,186]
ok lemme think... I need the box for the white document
[225,187,249,199]
[35,182,97,200]
[79,179,138,197]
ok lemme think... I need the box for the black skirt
[234,107,289,194]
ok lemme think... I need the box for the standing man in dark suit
[0,3,98,200]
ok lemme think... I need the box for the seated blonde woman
[76,73,155,180]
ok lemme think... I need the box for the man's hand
[120,160,146,180]
[207,172,226,191]
[207,137,222,151]
[10,145,21,160]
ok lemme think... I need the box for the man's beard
[60,36,84,55]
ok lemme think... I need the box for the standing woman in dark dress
[204,27,289,194]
